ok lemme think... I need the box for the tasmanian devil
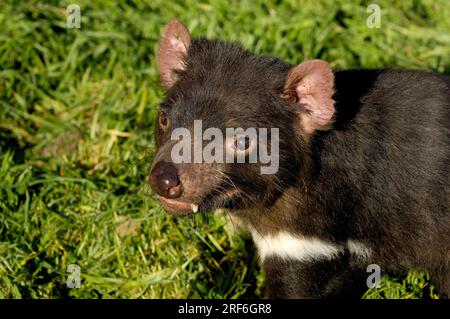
[148,20,450,298]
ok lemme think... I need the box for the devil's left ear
[283,60,335,134]
[158,19,191,89]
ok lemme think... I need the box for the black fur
[152,38,450,298]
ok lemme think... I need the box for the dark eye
[234,136,251,151]
[159,111,169,130]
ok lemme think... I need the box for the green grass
[0,0,448,299]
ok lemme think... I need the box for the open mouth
[157,196,198,216]
[157,187,241,216]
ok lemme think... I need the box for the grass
[0,0,448,299]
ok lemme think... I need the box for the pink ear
[158,19,191,89]
[284,60,335,134]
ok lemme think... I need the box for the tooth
[191,204,199,213]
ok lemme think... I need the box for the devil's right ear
[158,19,191,89]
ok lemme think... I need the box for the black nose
[149,161,183,198]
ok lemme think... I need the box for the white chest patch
[250,229,344,262]
[347,240,372,259]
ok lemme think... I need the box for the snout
[148,161,194,215]
[149,159,233,215]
